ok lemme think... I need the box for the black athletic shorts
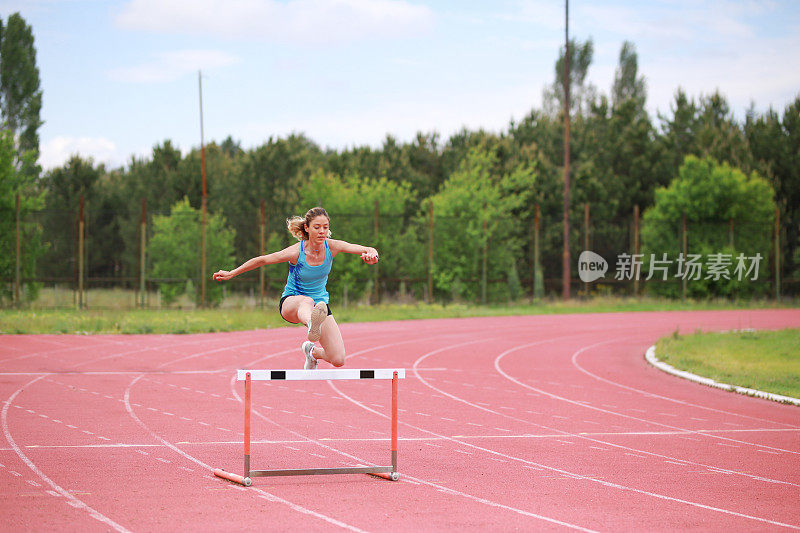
[278,295,332,324]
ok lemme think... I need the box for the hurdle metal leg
[367,370,399,481]
[213,371,253,486]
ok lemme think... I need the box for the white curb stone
[645,345,800,407]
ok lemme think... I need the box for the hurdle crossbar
[213,368,404,487]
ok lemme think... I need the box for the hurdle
[213,368,404,486]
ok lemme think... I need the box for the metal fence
[2,196,791,309]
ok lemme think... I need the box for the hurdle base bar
[250,465,397,480]
[213,468,252,486]
[367,471,400,481]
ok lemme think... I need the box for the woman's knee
[328,351,346,367]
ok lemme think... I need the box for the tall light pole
[199,70,208,307]
[562,0,571,300]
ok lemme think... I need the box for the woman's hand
[212,269,234,281]
[361,249,379,265]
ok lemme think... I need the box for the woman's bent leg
[282,296,344,367]
[315,316,345,367]
[280,295,315,324]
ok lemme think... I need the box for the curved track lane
[1,309,799,531]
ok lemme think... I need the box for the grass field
[0,295,794,334]
[657,328,800,400]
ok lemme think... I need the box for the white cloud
[39,136,121,170]
[644,29,800,119]
[234,80,542,152]
[497,0,564,30]
[108,49,240,83]
[114,0,434,45]
[578,2,758,43]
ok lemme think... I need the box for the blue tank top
[281,239,332,303]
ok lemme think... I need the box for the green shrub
[641,156,774,298]
[149,198,235,306]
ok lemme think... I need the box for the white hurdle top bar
[237,369,405,381]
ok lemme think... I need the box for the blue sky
[2,0,799,170]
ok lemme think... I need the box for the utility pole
[199,70,208,307]
[562,0,571,299]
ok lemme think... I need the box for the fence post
[15,194,21,307]
[201,195,207,307]
[260,199,266,308]
[481,216,488,305]
[682,212,687,301]
[140,198,147,308]
[633,205,640,296]
[533,204,542,299]
[374,199,380,304]
[78,196,85,310]
[729,217,734,249]
[775,207,781,300]
[427,201,434,303]
[584,203,590,296]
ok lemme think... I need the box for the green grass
[656,329,800,400]
[0,296,793,335]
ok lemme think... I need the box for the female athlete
[212,207,378,369]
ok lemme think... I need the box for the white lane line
[124,374,367,532]
[757,449,781,455]
[572,342,800,430]
[2,375,132,533]
[15,429,791,450]
[406,336,800,527]
[492,338,800,486]
[322,384,599,532]
[319,379,588,531]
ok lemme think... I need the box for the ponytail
[286,207,331,241]
[286,216,307,240]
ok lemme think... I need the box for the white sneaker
[307,301,327,342]
[302,341,317,370]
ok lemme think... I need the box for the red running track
[1,309,799,531]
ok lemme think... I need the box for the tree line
[1,11,798,304]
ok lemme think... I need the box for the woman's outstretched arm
[212,243,300,281]
[328,239,379,264]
